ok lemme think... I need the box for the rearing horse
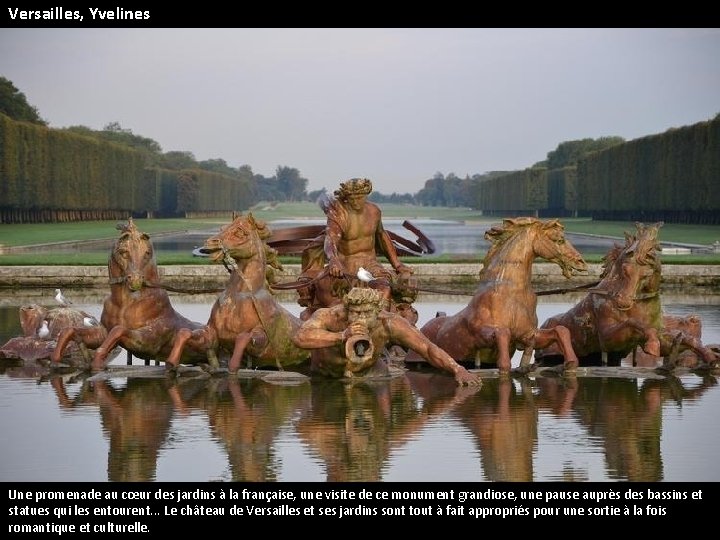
[413,217,588,374]
[165,213,310,373]
[535,222,718,368]
[51,219,212,370]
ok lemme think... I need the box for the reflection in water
[1,366,716,482]
[571,374,717,481]
[1,295,719,482]
[297,378,413,481]
[51,376,180,481]
[295,376,470,481]
[564,377,663,481]
[449,377,538,482]
[185,378,311,482]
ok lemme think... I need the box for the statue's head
[344,287,384,327]
[335,178,373,202]
[342,287,384,376]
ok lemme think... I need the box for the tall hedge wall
[0,115,253,222]
[0,114,146,221]
[577,117,720,223]
[476,167,548,215]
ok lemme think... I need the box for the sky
[1,28,719,194]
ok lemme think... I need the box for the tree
[63,121,163,165]
[237,164,254,179]
[253,174,282,202]
[537,137,626,169]
[275,165,308,202]
[63,125,95,137]
[0,76,47,125]
[416,172,446,206]
[100,122,163,156]
[442,173,463,207]
[198,158,237,176]
[160,150,197,170]
[368,191,415,204]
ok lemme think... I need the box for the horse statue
[0,303,116,365]
[164,213,310,373]
[50,218,213,370]
[534,222,719,369]
[408,217,588,375]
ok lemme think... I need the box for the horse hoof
[655,365,673,376]
[562,363,578,377]
[643,340,661,357]
[164,364,178,376]
[692,361,720,373]
[512,364,536,376]
[200,363,226,377]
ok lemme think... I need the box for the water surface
[1,293,718,482]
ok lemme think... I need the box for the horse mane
[247,213,271,241]
[483,217,542,264]
[114,217,149,244]
[116,217,136,234]
[633,222,662,266]
[264,245,283,287]
[230,213,284,288]
[107,218,159,286]
[600,243,626,279]
[599,223,662,280]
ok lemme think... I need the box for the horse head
[109,218,158,292]
[485,217,587,279]
[201,213,283,286]
[19,304,48,337]
[598,222,662,310]
[202,213,266,262]
[533,219,588,279]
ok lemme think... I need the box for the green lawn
[1,203,719,265]
[0,218,225,247]
[559,218,720,246]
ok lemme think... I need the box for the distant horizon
[2,28,718,193]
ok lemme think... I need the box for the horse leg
[660,330,719,370]
[79,343,92,363]
[597,320,660,358]
[642,327,661,357]
[534,325,579,372]
[206,349,220,370]
[203,326,220,370]
[51,326,108,365]
[661,332,684,370]
[228,328,269,373]
[92,325,131,371]
[228,333,253,373]
[51,327,78,364]
[165,327,194,369]
[167,326,219,371]
[485,327,512,375]
[512,345,536,375]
